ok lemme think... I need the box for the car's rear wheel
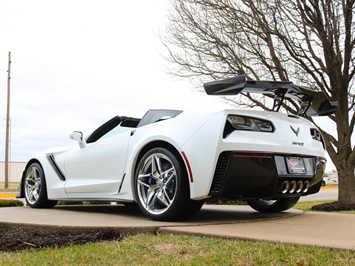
[24,162,57,208]
[134,147,203,221]
[247,197,300,213]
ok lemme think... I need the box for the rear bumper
[208,151,325,200]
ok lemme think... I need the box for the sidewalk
[1,204,354,250]
[159,210,355,250]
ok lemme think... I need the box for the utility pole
[5,51,11,189]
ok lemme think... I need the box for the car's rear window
[137,110,182,127]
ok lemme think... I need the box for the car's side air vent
[310,128,325,149]
[223,120,235,138]
[209,151,231,195]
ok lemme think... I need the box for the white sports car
[18,75,337,221]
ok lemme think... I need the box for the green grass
[1,234,354,265]
[2,199,354,264]
[294,200,332,212]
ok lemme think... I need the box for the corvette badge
[290,126,300,136]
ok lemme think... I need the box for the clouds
[0,0,228,162]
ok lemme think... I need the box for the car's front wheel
[247,197,300,213]
[134,147,203,221]
[24,162,57,208]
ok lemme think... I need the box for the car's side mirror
[70,131,87,149]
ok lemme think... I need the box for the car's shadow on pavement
[48,204,302,225]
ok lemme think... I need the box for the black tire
[247,197,300,213]
[23,162,57,208]
[134,147,203,221]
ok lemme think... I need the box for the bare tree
[162,0,355,205]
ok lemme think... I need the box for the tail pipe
[281,180,310,194]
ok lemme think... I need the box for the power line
[9,60,177,113]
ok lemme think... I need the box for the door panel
[64,131,132,194]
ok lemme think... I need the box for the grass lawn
[1,234,354,265]
[1,200,355,265]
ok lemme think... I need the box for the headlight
[227,115,274,132]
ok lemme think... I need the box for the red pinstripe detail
[181,151,194,183]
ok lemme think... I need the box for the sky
[0,0,229,164]
[0,0,339,171]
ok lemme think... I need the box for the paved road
[299,185,338,201]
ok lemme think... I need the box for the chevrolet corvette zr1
[17,75,338,221]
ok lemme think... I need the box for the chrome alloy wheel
[24,164,43,205]
[136,152,177,215]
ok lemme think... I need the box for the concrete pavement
[159,209,355,250]
[1,204,354,250]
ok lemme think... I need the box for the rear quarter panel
[117,111,221,200]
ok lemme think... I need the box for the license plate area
[285,157,306,174]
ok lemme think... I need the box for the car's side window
[98,124,132,141]
[86,116,140,144]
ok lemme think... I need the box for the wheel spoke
[25,180,35,189]
[146,185,159,209]
[138,173,152,188]
[32,167,38,179]
[160,189,172,206]
[32,190,39,201]
[151,154,160,175]
[163,168,175,185]
[153,154,163,175]
[28,188,34,200]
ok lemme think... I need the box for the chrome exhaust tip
[303,181,310,193]
[296,181,303,193]
[289,180,297,193]
[281,180,290,194]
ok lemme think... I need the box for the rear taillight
[227,115,274,132]
[311,128,325,149]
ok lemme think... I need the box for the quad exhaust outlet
[281,180,310,194]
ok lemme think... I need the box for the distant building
[0,161,26,183]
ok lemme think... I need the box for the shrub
[0,199,24,207]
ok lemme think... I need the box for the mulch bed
[311,201,355,212]
[0,228,123,252]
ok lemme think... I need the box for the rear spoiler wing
[203,75,338,117]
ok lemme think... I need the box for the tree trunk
[337,168,355,204]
